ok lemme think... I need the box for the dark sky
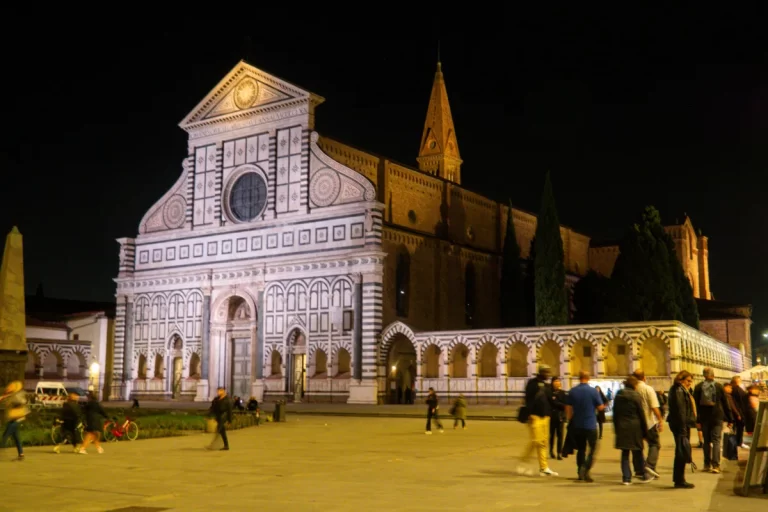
[2,10,767,345]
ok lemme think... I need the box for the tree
[500,202,527,326]
[611,206,682,322]
[533,172,569,326]
[572,271,613,324]
[657,229,700,329]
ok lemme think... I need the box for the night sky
[2,11,767,345]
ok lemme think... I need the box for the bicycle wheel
[51,425,65,445]
[125,421,139,441]
[103,423,117,442]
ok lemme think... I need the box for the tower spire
[417,59,462,183]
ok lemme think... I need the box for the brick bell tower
[417,61,463,184]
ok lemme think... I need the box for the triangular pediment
[180,60,325,130]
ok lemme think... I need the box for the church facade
[111,60,748,404]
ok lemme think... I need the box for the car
[65,387,89,403]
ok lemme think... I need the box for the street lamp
[90,362,100,398]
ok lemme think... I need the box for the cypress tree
[533,172,569,326]
[611,206,682,322]
[500,202,526,326]
[572,270,612,324]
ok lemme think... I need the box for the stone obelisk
[0,226,28,389]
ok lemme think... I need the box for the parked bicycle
[51,419,84,446]
[103,416,139,442]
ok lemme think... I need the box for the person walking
[565,371,604,482]
[595,386,608,439]
[692,367,732,473]
[518,365,558,477]
[549,377,567,460]
[54,392,83,453]
[208,387,233,450]
[79,391,109,454]
[425,388,444,434]
[668,370,696,489]
[451,393,467,430]
[0,381,28,461]
[729,376,749,448]
[632,370,663,479]
[613,376,651,485]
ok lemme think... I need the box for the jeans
[571,427,598,474]
[521,415,550,471]
[214,421,229,449]
[735,420,744,446]
[549,418,564,456]
[645,424,661,471]
[426,409,443,431]
[2,421,23,456]
[702,421,723,467]
[672,428,690,484]
[621,449,644,482]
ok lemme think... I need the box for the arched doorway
[605,338,630,376]
[641,338,668,376]
[387,334,416,404]
[287,328,307,402]
[539,340,561,376]
[212,293,255,399]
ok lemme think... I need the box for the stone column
[348,272,381,404]
[201,294,211,379]
[353,275,363,380]
[122,298,134,400]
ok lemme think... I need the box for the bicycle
[103,416,139,442]
[51,419,84,447]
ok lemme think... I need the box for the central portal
[231,338,251,398]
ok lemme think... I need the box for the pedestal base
[347,379,378,404]
[122,380,133,402]
[251,380,265,402]
[194,380,210,402]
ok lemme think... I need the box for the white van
[33,382,69,408]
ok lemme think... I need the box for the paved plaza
[2,416,766,512]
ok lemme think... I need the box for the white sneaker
[439,429,444,434]
[540,468,558,477]
[741,444,750,450]
[53,445,60,454]
[97,446,104,454]
[77,449,87,454]
[425,431,432,435]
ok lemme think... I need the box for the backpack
[700,381,716,407]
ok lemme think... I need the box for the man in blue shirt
[566,371,605,482]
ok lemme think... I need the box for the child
[451,393,467,430]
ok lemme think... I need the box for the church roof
[179,60,325,131]
[695,298,752,320]
[418,62,461,161]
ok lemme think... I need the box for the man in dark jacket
[549,377,568,460]
[54,393,82,454]
[517,365,558,477]
[208,387,234,451]
[692,368,733,473]
[667,371,696,488]
[729,376,749,448]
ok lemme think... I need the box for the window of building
[395,249,410,317]
[229,172,267,222]
[465,262,476,327]
[72,334,79,341]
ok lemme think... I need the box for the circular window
[229,172,267,222]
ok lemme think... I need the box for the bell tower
[417,61,463,184]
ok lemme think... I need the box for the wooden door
[231,338,251,398]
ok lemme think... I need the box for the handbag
[517,405,529,423]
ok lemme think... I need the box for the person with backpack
[692,367,733,473]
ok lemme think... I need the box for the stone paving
[2,416,766,512]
